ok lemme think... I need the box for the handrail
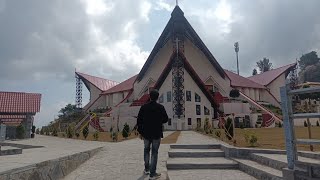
[74,114,90,130]
[239,91,281,122]
[288,87,320,95]
[293,113,320,119]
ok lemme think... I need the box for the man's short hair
[149,89,159,101]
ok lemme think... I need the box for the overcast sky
[1,0,320,127]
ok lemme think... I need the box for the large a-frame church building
[74,6,296,132]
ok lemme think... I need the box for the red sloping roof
[224,70,266,89]
[0,115,26,119]
[102,75,137,94]
[248,63,297,86]
[0,92,41,113]
[76,72,119,91]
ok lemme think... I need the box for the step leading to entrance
[170,144,221,149]
[167,157,238,170]
[169,149,225,158]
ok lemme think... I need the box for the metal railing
[280,85,320,170]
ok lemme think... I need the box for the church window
[188,118,192,125]
[195,93,201,102]
[186,91,191,101]
[168,118,172,126]
[204,106,210,115]
[167,91,172,102]
[196,105,201,115]
[159,94,164,103]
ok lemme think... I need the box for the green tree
[299,63,320,83]
[59,104,78,118]
[299,51,320,70]
[40,128,44,135]
[257,58,272,73]
[36,128,40,134]
[252,69,257,75]
[16,125,25,139]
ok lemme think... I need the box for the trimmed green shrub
[40,128,44,135]
[244,131,258,147]
[82,125,89,139]
[203,118,211,134]
[304,121,308,127]
[317,121,319,127]
[122,123,130,139]
[93,131,99,141]
[16,124,25,139]
[45,128,50,136]
[111,131,118,142]
[225,117,234,140]
[75,132,80,138]
[52,128,58,136]
[215,130,221,138]
[66,125,74,138]
[32,126,36,134]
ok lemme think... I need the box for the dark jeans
[144,138,161,175]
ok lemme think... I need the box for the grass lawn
[199,127,320,152]
[57,131,138,142]
[161,131,181,144]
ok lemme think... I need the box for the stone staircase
[166,144,241,179]
[166,145,284,180]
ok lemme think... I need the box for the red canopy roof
[0,92,41,113]
[224,70,266,89]
[76,72,119,91]
[102,75,137,94]
[248,63,297,86]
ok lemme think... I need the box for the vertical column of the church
[172,34,185,130]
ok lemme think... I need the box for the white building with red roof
[75,6,298,132]
[0,91,41,139]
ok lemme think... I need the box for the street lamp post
[234,42,240,75]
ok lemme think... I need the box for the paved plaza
[64,131,255,180]
[0,135,105,173]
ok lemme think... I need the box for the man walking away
[137,89,168,180]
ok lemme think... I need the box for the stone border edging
[0,146,103,180]
[0,142,44,149]
[0,147,22,156]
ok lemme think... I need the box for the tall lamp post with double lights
[234,42,240,75]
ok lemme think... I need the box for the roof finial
[176,0,178,6]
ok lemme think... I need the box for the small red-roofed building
[0,91,41,139]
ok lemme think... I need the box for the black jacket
[137,101,169,140]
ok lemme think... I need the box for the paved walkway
[0,135,105,173]
[63,131,174,180]
[176,131,221,144]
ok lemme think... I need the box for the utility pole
[234,42,240,75]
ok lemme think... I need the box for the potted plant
[31,125,36,138]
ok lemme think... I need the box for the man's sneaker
[149,173,161,180]
[143,169,150,175]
